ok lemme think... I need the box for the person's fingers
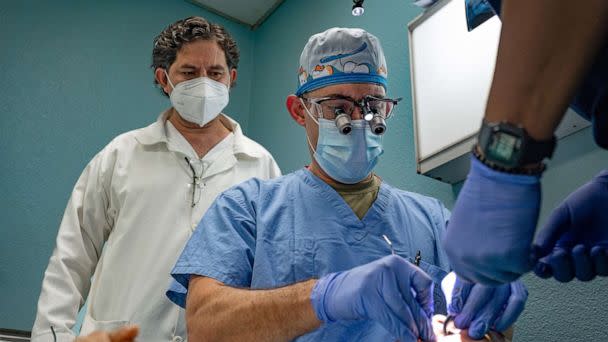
[453,285,494,329]
[76,332,111,342]
[448,277,474,315]
[532,203,572,260]
[406,264,435,317]
[391,257,435,341]
[383,302,419,342]
[493,281,528,332]
[572,244,595,281]
[533,256,553,279]
[108,325,139,342]
[591,245,608,276]
[382,270,420,339]
[415,305,436,342]
[548,248,575,282]
[467,286,510,339]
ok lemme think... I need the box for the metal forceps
[382,235,421,266]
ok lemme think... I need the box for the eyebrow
[176,64,226,71]
[177,64,197,70]
[207,65,226,71]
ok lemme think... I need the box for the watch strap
[472,145,546,175]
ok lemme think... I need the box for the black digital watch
[475,121,556,174]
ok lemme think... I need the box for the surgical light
[352,0,364,16]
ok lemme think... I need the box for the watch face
[488,132,521,165]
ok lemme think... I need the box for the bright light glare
[352,6,364,16]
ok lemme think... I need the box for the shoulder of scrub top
[379,181,451,228]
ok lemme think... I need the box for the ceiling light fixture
[352,0,365,16]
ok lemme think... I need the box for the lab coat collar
[133,109,171,146]
[219,114,263,159]
[134,109,262,159]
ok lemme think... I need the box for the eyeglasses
[185,157,204,207]
[302,95,401,121]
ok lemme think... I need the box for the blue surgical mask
[303,101,384,184]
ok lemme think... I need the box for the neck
[168,109,231,158]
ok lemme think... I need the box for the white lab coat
[31,111,281,342]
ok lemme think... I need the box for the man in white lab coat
[31,16,280,342]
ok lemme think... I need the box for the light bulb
[352,6,364,16]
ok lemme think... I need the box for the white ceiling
[188,0,286,29]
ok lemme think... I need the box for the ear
[154,67,171,96]
[286,95,306,127]
[229,68,238,87]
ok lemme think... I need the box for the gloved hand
[533,169,608,282]
[310,255,436,341]
[443,156,541,285]
[441,272,528,340]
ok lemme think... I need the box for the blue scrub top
[168,169,451,341]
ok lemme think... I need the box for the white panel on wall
[408,0,590,183]
[411,0,500,160]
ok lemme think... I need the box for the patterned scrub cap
[295,27,388,96]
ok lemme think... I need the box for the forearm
[186,277,321,342]
[485,0,608,140]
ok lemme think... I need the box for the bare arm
[485,0,608,140]
[186,276,322,342]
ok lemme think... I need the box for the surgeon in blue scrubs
[165,27,527,342]
[445,0,608,286]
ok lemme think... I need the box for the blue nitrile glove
[443,156,541,285]
[533,169,608,282]
[441,272,528,340]
[311,255,436,341]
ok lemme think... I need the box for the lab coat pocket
[79,313,130,336]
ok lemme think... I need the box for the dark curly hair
[151,16,240,94]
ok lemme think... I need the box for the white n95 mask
[165,71,229,127]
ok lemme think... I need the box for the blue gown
[167,169,451,341]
